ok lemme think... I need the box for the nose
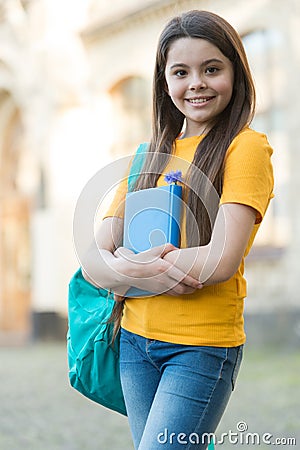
[189,74,207,91]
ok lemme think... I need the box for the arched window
[109,76,151,157]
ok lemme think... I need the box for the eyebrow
[169,58,224,69]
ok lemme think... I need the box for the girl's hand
[113,244,203,297]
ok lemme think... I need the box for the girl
[82,10,274,450]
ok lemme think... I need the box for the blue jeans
[119,328,243,450]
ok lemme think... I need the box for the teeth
[189,98,210,103]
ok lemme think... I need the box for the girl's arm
[81,217,202,296]
[81,216,126,290]
[163,203,257,285]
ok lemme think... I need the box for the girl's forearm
[164,204,257,285]
[81,248,126,290]
[82,243,232,291]
[163,244,232,286]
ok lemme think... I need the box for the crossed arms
[81,202,256,298]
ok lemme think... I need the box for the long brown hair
[110,10,256,341]
[135,9,256,245]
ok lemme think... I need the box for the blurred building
[0,0,299,344]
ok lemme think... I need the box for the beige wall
[0,0,299,340]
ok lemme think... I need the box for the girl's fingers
[113,245,202,294]
[159,243,178,258]
[182,274,203,289]
[116,244,177,263]
[114,247,135,258]
[134,244,176,263]
[166,264,203,289]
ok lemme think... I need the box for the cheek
[166,84,183,102]
[217,78,234,102]
[164,75,172,95]
[165,77,182,99]
[164,78,170,95]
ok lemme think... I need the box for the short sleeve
[102,153,135,219]
[103,174,128,219]
[103,143,148,219]
[220,129,274,224]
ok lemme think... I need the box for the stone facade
[0,0,299,342]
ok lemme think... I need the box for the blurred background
[0,0,299,449]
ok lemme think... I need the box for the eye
[174,69,187,77]
[205,67,219,74]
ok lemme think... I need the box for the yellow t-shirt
[104,127,274,346]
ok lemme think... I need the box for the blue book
[123,184,182,297]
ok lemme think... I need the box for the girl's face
[165,37,234,138]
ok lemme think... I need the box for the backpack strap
[127,142,148,192]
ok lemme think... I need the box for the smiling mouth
[186,97,215,104]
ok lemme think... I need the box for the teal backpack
[67,143,148,415]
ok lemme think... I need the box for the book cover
[123,184,182,297]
